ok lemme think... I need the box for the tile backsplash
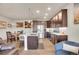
[53,28,59,33]
[46,27,67,34]
[59,27,68,34]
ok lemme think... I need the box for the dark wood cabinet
[47,21,51,28]
[55,35,67,42]
[62,9,67,27]
[51,9,67,27]
[51,21,55,28]
[51,34,67,44]
[27,36,38,49]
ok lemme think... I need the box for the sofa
[55,41,79,55]
[0,38,15,51]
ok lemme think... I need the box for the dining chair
[6,31,15,42]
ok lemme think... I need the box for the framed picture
[25,21,32,28]
[0,20,7,29]
[16,22,23,28]
[74,7,79,24]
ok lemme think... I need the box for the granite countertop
[19,33,38,36]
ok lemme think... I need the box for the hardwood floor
[18,38,55,55]
[1,38,55,55]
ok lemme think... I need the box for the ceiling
[0,3,68,21]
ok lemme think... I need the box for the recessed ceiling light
[45,13,48,16]
[36,10,40,13]
[48,7,51,11]
[44,16,47,19]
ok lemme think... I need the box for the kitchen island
[19,33,38,51]
[19,38,55,55]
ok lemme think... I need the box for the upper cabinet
[51,9,67,27]
[62,9,67,27]
[47,21,51,28]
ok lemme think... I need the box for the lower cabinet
[56,35,67,42]
[27,36,38,49]
[51,34,67,44]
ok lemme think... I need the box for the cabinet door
[51,9,67,28]
[57,9,67,27]
[54,15,59,27]
[56,35,67,42]
[47,21,51,28]
[58,12,63,27]
[27,36,38,49]
[62,9,67,27]
[55,24,61,28]
[51,21,55,28]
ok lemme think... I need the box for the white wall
[0,18,32,40]
[0,16,12,40]
[9,20,33,32]
[64,4,79,43]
